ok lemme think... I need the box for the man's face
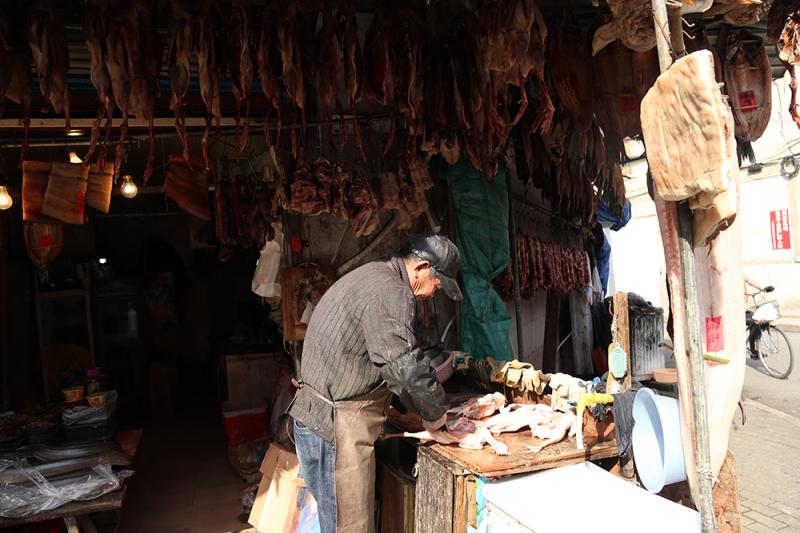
[410,261,441,301]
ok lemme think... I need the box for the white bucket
[632,388,687,493]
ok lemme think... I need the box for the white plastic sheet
[0,459,133,518]
[252,223,284,299]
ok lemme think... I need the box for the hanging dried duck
[104,2,134,179]
[779,6,800,129]
[316,5,343,151]
[707,0,773,25]
[1,11,32,164]
[364,7,397,155]
[592,42,659,139]
[83,0,114,166]
[278,4,306,158]
[28,0,70,129]
[167,0,193,161]
[197,0,225,170]
[549,15,594,132]
[723,30,772,164]
[127,0,162,183]
[522,0,553,135]
[231,0,256,155]
[395,8,425,158]
[341,1,367,162]
[257,3,283,149]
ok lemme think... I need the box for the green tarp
[442,158,513,361]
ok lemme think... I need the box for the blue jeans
[294,421,336,533]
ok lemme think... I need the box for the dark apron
[295,380,391,533]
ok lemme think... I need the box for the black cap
[406,232,463,301]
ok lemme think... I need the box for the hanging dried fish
[28,0,70,129]
[168,0,193,161]
[257,3,283,148]
[83,0,114,165]
[197,0,225,170]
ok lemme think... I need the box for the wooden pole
[651,2,717,531]
[505,147,525,359]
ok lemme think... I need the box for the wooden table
[412,432,618,533]
[0,487,126,532]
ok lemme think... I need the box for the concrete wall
[607,72,800,326]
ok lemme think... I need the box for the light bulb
[120,175,138,199]
[69,151,83,164]
[0,186,12,210]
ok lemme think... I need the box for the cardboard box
[249,443,307,533]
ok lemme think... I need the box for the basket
[42,162,89,224]
[22,160,53,222]
[86,161,114,213]
[752,301,780,323]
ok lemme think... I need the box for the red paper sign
[705,316,724,352]
[38,234,54,247]
[619,94,638,113]
[738,90,757,112]
[770,209,792,251]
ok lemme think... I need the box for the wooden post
[651,1,718,531]
[607,292,632,392]
[505,145,525,358]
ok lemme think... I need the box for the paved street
[729,330,800,532]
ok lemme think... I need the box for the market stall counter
[380,399,619,533]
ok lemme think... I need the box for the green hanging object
[442,157,513,361]
[609,343,627,378]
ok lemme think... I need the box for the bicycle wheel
[756,326,794,379]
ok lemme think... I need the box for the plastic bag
[252,223,284,298]
[0,459,133,518]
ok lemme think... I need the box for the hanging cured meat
[197,0,225,170]
[316,6,343,150]
[257,4,282,149]
[104,2,133,179]
[347,170,380,236]
[278,4,306,158]
[395,8,425,152]
[341,2,367,162]
[593,0,655,56]
[641,51,736,210]
[168,0,193,161]
[549,16,594,132]
[127,0,162,184]
[593,42,659,139]
[231,0,256,154]
[723,31,772,164]
[364,7,397,154]
[83,0,113,165]
[28,0,70,129]
[778,8,800,128]
[0,12,32,164]
[707,0,774,25]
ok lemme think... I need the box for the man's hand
[422,413,447,433]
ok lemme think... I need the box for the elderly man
[289,232,462,533]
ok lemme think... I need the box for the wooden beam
[651,1,717,530]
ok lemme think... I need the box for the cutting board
[280,265,335,341]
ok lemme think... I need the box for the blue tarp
[597,199,632,231]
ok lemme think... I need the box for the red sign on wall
[705,316,724,352]
[770,209,792,251]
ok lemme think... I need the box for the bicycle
[746,286,794,379]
